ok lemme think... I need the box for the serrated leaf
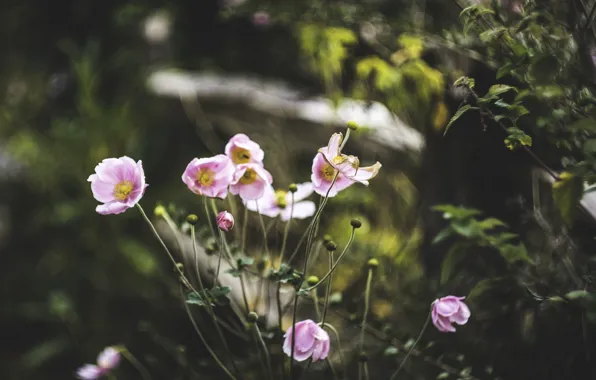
[552,172,583,225]
[444,105,480,136]
[441,243,468,284]
[453,76,475,89]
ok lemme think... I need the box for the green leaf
[441,243,468,284]
[479,27,507,43]
[432,227,453,244]
[568,118,596,133]
[383,346,400,356]
[487,84,518,97]
[477,217,507,230]
[504,127,532,150]
[453,76,475,89]
[437,372,450,379]
[186,286,231,307]
[552,172,584,225]
[583,139,596,155]
[431,204,482,220]
[496,63,515,79]
[565,290,590,300]
[499,243,531,264]
[534,85,564,100]
[451,220,484,238]
[444,105,479,136]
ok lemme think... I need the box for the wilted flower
[431,296,471,333]
[283,320,330,362]
[182,155,235,199]
[230,163,273,200]
[319,133,382,185]
[216,211,234,231]
[76,346,121,379]
[225,133,265,166]
[245,183,316,220]
[88,157,147,215]
[311,152,356,197]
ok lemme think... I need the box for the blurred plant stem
[358,266,374,380]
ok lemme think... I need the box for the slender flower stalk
[389,313,432,380]
[359,259,376,380]
[248,313,274,380]
[118,347,152,380]
[319,322,345,378]
[255,201,271,258]
[320,246,335,327]
[279,191,295,263]
[241,206,248,254]
[204,197,218,241]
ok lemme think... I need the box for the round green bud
[358,352,368,362]
[175,262,184,271]
[247,311,259,323]
[289,183,298,193]
[186,214,198,225]
[323,234,333,244]
[325,241,337,251]
[154,205,166,217]
[367,258,379,269]
[307,275,320,286]
[351,219,362,229]
[347,120,359,131]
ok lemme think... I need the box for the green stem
[241,206,248,254]
[302,228,356,292]
[239,272,251,313]
[136,204,197,293]
[216,230,224,285]
[359,268,374,380]
[276,282,286,380]
[312,291,321,319]
[204,197,217,241]
[339,129,351,152]
[255,201,271,259]
[120,348,152,380]
[279,194,295,264]
[289,295,299,380]
[318,322,345,378]
[389,312,431,380]
[180,286,237,380]
[251,322,274,380]
[320,251,334,327]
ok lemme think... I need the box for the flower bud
[154,205,166,217]
[347,120,359,131]
[247,311,259,323]
[307,275,320,286]
[367,258,379,269]
[288,183,298,193]
[323,234,332,244]
[325,241,337,251]
[216,211,234,231]
[175,262,184,271]
[186,214,198,225]
[351,219,362,229]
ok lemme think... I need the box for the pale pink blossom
[318,133,382,185]
[76,346,121,379]
[245,183,315,220]
[88,157,147,215]
[283,320,330,362]
[311,152,356,197]
[225,133,265,166]
[230,163,273,200]
[252,11,270,26]
[181,155,234,199]
[217,211,234,231]
[431,296,471,333]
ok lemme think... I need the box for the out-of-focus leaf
[552,172,584,225]
[432,205,482,220]
[432,227,453,244]
[441,243,468,284]
[444,105,479,136]
[21,338,70,369]
[499,243,532,264]
[487,84,518,97]
[383,346,400,356]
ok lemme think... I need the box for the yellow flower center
[196,169,214,186]
[239,168,257,184]
[113,180,134,201]
[275,190,287,208]
[332,155,346,165]
[321,163,337,181]
[232,147,251,164]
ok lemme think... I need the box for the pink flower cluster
[76,346,120,379]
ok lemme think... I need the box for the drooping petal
[434,314,456,332]
[280,201,316,221]
[451,302,471,325]
[293,320,316,352]
[311,336,330,362]
[96,202,130,215]
[97,347,121,370]
[76,364,103,380]
[346,162,382,186]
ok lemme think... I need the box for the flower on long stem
[431,296,471,332]
[76,346,121,379]
[225,133,265,165]
[181,155,235,199]
[230,163,273,200]
[245,183,315,220]
[88,157,147,215]
[217,210,235,231]
[283,320,330,362]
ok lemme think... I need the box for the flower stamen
[196,169,215,186]
[113,180,134,200]
[240,168,258,184]
[232,147,251,164]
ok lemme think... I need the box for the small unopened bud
[351,219,362,229]
[175,263,184,271]
[347,120,359,131]
[323,234,333,244]
[154,205,166,217]
[367,258,379,269]
[358,352,368,362]
[325,241,337,251]
[216,211,234,231]
[186,214,198,225]
[307,275,320,286]
[288,183,298,193]
[247,311,259,323]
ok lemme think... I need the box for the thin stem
[251,322,275,380]
[338,129,351,152]
[241,206,248,254]
[389,312,431,380]
[276,282,287,380]
[318,322,345,377]
[289,294,299,380]
[302,228,356,292]
[312,291,322,319]
[120,348,152,380]
[359,268,374,380]
[239,273,251,313]
[204,197,218,241]
[279,193,295,264]
[216,231,224,285]
[320,251,334,327]
[256,201,271,259]
[298,359,313,380]
[190,226,208,294]
[136,204,197,293]
[180,286,237,380]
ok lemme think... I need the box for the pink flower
[319,133,382,185]
[245,183,315,220]
[311,152,356,197]
[217,211,234,231]
[283,320,330,362]
[76,346,121,379]
[88,157,147,215]
[431,296,471,333]
[229,163,273,200]
[225,133,265,166]
[182,155,235,199]
[252,11,270,26]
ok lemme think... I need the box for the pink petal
[97,347,120,369]
[346,162,382,185]
[311,337,330,362]
[433,313,456,332]
[280,201,315,221]
[286,182,313,203]
[96,202,130,215]
[93,158,122,184]
[293,320,316,352]
[76,364,103,380]
[435,297,461,317]
[321,133,342,158]
[90,179,116,203]
[451,302,471,325]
